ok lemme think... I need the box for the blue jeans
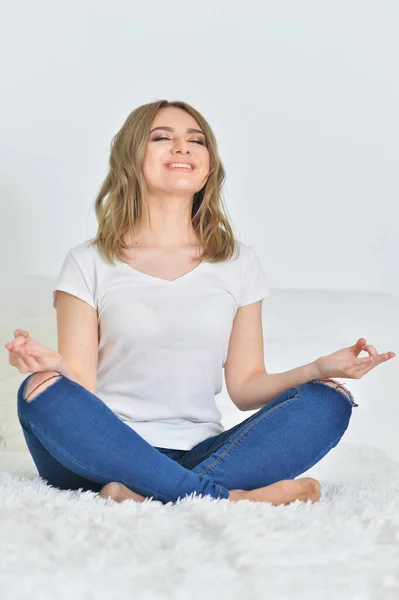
[17,373,357,504]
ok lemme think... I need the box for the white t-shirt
[52,238,272,450]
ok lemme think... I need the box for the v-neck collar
[120,259,205,285]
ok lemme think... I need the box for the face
[142,107,210,196]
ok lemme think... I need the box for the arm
[57,359,90,388]
[232,361,319,411]
[54,290,98,394]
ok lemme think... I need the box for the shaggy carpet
[1,442,399,600]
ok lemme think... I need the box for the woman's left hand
[314,338,396,380]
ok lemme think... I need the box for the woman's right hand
[4,329,63,374]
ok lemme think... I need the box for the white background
[1,0,398,461]
[1,0,398,297]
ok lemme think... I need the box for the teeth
[167,163,193,169]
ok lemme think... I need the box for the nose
[171,137,191,153]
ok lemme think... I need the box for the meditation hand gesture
[4,329,63,374]
[314,338,396,380]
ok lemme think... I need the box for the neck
[126,196,200,249]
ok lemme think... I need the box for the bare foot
[229,477,321,505]
[99,477,321,506]
[99,482,146,503]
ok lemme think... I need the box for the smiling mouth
[164,164,195,172]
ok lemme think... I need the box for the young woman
[5,100,395,506]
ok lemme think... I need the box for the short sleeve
[52,247,97,310]
[239,245,272,307]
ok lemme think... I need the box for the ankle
[228,489,248,502]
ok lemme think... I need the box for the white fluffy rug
[1,442,399,600]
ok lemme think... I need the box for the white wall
[1,0,398,297]
[0,0,398,297]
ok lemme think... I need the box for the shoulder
[216,240,254,277]
[56,239,103,281]
[227,239,249,261]
[232,240,254,267]
[237,240,251,256]
[66,238,99,264]
[237,241,263,262]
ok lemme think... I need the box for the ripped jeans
[17,373,357,504]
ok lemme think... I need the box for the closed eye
[152,136,205,146]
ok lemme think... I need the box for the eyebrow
[149,126,205,136]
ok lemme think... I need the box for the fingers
[8,346,38,373]
[14,329,29,338]
[357,352,392,365]
[5,337,26,351]
[355,352,395,378]
[358,342,395,366]
[4,331,30,350]
[25,348,42,357]
[360,343,378,357]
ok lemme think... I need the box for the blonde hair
[89,99,240,265]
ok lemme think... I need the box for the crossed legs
[22,372,347,505]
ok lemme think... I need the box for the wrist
[310,359,322,380]
[57,357,71,378]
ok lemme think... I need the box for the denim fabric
[17,373,355,504]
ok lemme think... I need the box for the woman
[5,100,395,506]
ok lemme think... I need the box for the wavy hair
[89,99,240,265]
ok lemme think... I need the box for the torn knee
[24,371,62,402]
[314,379,352,402]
